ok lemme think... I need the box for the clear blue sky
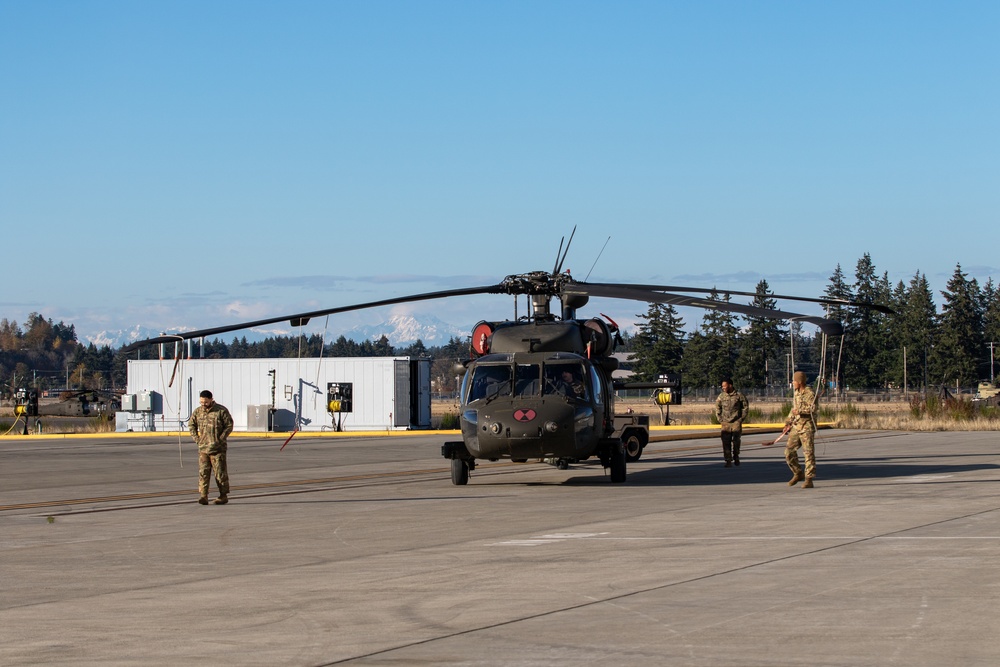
[2,1,997,344]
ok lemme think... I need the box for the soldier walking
[189,390,234,505]
[782,371,817,488]
[715,378,748,467]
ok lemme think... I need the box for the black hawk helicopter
[124,230,887,485]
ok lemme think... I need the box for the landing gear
[609,443,626,483]
[599,439,627,483]
[442,441,474,486]
[450,458,470,485]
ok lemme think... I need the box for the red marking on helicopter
[513,409,536,422]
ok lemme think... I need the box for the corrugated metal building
[121,357,432,432]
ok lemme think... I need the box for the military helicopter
[124,229,886,485]
[6,380,121,435]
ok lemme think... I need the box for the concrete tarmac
[1,429,999,666]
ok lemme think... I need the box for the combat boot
[788,473,804,486]
[198,496,209,505]
[214,495,229,505]
[802,478,814,489]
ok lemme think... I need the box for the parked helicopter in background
[7,387,120,435]
[124,229,887,485]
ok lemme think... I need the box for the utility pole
[988,342,997,385]
[789,322,795,385]
[903,346,907,400]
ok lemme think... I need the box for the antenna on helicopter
[584,236,611,282]
[553,225,577,274]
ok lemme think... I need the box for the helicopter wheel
[451,458,470,485]
[556,458,569,470]
[623,432,644,463]
[609,445,626,483]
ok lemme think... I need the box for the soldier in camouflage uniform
[189,390,234,505]
[715,378,748,467]
[782,371,817,488]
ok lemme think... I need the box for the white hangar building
[121,357,432,433]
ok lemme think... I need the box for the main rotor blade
[121,284,505,352]
[583,282,894,314]
[565,283,845,336]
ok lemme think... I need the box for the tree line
[629,255,1000,393]
[0,314,120,398]
[3,254,998,398]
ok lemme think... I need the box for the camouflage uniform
[785,385,817,480]
[189,402,234,499]
[715,388,749,464]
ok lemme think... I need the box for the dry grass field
[432,395,1000,432]
[3,397,997,434]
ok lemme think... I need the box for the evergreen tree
[871,270,896,386]
[229,336,250,358]
[822,264,853,323]
[438,335,468,360]
[680,332,712,389]
[372,335,394,357]
[75,343,116,390]
[883,279,908,388]
[934,263,984,386]
[399,339,429,357]
[895,272,937,391]
[681,289,739,388]
[734,280,787,391]
[329,335,360,357]
[983,279,1000,383]
[702,290,740,385]
[794,327,824,387]
[632,303,685,382]
[843,254,889,389]
[820,265,853,395]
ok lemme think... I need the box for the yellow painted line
[648,422,834,432]
[0,429,462,441]
[1,423,835,441]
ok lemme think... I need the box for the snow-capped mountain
[343,314,468,346]
[85,325,169,349]
[85,315,468,349]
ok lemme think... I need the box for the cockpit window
[543,363,589,401]
[515,364,541,397]
[467,365,513,402]
[589,364,604,406]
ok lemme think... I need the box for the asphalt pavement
[1,428,998,666]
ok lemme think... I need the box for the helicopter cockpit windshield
[543,362,589,401]
[465,359,593,403]
[466,364,512,402]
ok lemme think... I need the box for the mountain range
[84,314,470,350]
